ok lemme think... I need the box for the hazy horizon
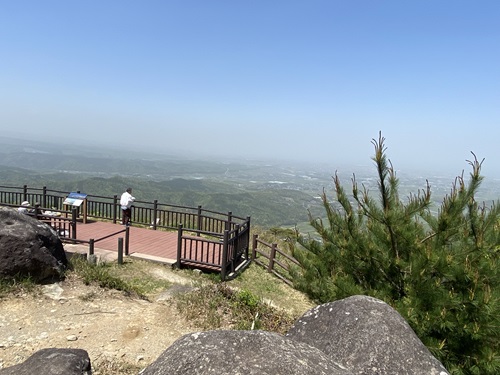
[1,2,499,178]
[2,134,497,183]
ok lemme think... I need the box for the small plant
[234,289,260,309]
[175,283,296,333]
[78,291,97,302]
[68,255,146,298]
[92,358,143,375]
[0,274,38,299]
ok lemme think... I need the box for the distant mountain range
[0,136,327,228]
[1,136,498,229]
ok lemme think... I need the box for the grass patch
[175,282,296,334]
[68,255,172,299]
[228,263,314,316]
[78,291,98,302]
[0,275,39,299]
[92,358,144,375]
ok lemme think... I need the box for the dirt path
[0,245,314,374]
[0,269,196,373]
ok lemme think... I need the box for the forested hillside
[2,136,499,229]
[0,137,323,228]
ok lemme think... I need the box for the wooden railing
[251,234,300,286]
[0,184,250,280]
[177,218,251,280]
[0,201,131,259]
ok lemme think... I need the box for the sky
[1,1,499,177]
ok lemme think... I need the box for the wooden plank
[73,221,178,260]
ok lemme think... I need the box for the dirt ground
[0,252,199,373]
[0,245,314,374]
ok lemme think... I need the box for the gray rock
[286,295,449,375]
[139,330,353,375]
[0,348,91,375]
[0,209,67,282]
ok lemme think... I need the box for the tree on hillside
[291,133,500,375]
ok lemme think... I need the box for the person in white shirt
[120,188,135,226]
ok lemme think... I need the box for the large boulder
[0,348,91,375]
[286,295,449,375]
[139,330,353,375]
[0,209,68,282]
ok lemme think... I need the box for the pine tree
[292,133,500,374]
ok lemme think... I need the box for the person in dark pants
[120,188,135,226]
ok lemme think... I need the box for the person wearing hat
[120,188,135,226]
[18,201,31,214]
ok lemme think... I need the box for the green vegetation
[0,171,318,227]
[0,275,38,299]
[69,255,172,299]
[69,255,304,334]
[292,133,500,374]
[3,135,499,374]
[0,137,326,227]
[2,256,307,375]
[175,282,296,333]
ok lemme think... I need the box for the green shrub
[175,283,295,333]
[292,133,500,374]
[69,255,146,298]
[0,275,38,299]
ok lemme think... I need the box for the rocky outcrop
[0,348,91,375]
[0,209,67,282]
[0,280,450,375]
[138,295,449,375]
[139,330,353,375]
[286,295,449,375]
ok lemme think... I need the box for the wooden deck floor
[70,220,178,264]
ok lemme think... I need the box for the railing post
[197,205,202,233]
[225,211,232,231]
[89,239,95,255]
[113,195,118,224]
[34,203,41,220]
[117,238,123,264]
[23,185,28,202]
[220,230,229,281]
[252,234,258,261]
[153,200,158,230]
[42,186,47,209]
[245,216,251,260]
[125,226,130,256]
[71,208,78,242]
[53,192,58,209]
[176,224,183,269]
[233,224,240,272]
[268,243,277,273]
[88,239,96,264]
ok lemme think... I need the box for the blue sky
[1,1,499,177]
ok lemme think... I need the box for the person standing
[120,188,135,226]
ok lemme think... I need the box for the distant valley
[1,136,498,229]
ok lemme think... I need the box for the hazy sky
[1,1,499,177]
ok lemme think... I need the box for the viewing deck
[66,220,178,264]
[0,184,251,279]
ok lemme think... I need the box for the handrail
[0,184,251,280]
[251,234,299,286]
[0,184,247,231]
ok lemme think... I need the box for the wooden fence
[0,185,250,280]
[251,234,300,286]
[1,201,131,260]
